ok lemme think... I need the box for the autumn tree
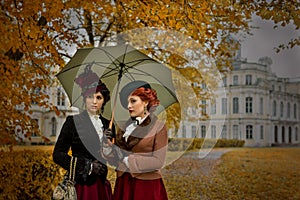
[1,0,299,145]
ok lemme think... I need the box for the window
[201,125,206,138]
[282,126,285,143]
[245,74,252,85]
[222,98,227,114]
[294,104,297,119]
[210,101,216,115]
[280,102,284,117]
[57,88,66,106]
[222,77,227,87]
[51,117,57,136]
[259,97,264,114]
[246,125,253,139]
[233,75,239,85]
[32,87,41,105]
[192,126,197,138]
[57,88,61,106]
[274,126,278,143]
[233,97,239,114]
[296,127,298,141]
[273,100,277,116]
[182,125,186,138]
[287,103,291,118]
[31,119,39,137]
[245,97,253,113]
[260,125,264,139]
[211,125,216,138]
[221,125,227,139]
[233,125,239,139]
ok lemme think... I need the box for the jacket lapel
[117,115,157,150]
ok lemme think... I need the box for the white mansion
[22,56,299,147]
[180,57,300,147]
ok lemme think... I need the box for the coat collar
[116,114,158,150]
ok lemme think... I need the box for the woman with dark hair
[53,67,115,200]
[107,81,169,200]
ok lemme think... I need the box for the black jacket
[53,110,115,185]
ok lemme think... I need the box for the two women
[53,68,168,199]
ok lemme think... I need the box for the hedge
[168,138,245,151]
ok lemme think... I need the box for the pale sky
[239,15,300,78]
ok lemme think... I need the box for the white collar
[134,114,149,125]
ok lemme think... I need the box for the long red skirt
[113,173,168,200]
[75,178,112,200]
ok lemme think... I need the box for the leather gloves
[103,128,114,142]
[90,160,107,176]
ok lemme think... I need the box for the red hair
[130,87,160,112]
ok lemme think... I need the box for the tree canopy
[1,0,299,144]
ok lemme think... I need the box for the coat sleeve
[127,124,168,173]
[52,116,73,170]
[52,116,86,173]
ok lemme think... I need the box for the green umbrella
[56,44,178,128]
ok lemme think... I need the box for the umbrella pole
[108,78,122,144]
[109,64,125,143]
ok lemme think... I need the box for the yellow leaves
[163,147,300,199]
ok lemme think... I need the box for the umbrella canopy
[56,44,178,126]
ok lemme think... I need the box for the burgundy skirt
[75,178,112,200]
[113,172,168,200]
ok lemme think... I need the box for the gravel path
[180,148,233,176]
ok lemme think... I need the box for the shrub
[0,150,62,200]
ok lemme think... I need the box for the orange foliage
[1,0,299,145]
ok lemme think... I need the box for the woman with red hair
[106,81,169,200]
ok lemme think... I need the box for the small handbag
[53,156,77,200]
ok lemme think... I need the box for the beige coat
[115,115,168,180]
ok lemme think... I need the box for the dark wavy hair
[83,80,110,113]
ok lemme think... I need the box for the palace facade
[179,57,300,147]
